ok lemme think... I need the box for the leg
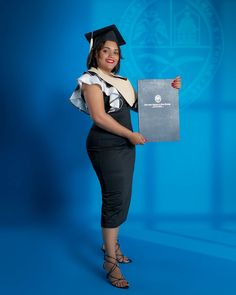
[102,226,118,258]
[101,226,132,263]
[102,227,129,288]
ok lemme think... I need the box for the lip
[106,59,115,64]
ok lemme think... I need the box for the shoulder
[78,71,105,92]
[79,71,103,84]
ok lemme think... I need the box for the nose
[108,51,115,58]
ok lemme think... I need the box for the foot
[101,241,132,264]
[103,255,129,288]
[115,241,132,263]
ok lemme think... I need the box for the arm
[130,90,138,113]
[82,83,146,145]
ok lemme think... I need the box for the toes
[122,256,129,263]
[113,278,129,288]
[117,255,130,263]
[118,280,128,288]
[123,280,129,287]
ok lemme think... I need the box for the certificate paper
[138,79,180,142]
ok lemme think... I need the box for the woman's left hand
[171,76,181,89]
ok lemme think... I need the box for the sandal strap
[104,253,117,263]
[115,242,132,262]
[116,253,125,259]
[102,242,131,262]
[108,273,126,285]
[103,254,119,277]
[103,254,126,280]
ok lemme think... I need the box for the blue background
[1,0,236,294]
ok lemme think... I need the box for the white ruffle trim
[69,73,123,114]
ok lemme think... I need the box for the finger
[140,135,146,141]
[171,83,179,88]
[172,82,181,89]
[172,77,178,82]
[173,80,181,85]
[174,76,181,81]
[138,137,145,144]
[173,83,181,87]
[172,81,179,85]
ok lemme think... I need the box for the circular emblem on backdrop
[119,0,224,109]
[154,94,162,103]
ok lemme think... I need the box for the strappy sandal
[115,241,132,264]
[101,240,132,264]
[103,254,129,289]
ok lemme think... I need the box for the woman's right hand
[128,132,147,145]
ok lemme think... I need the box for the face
[96,40,119,74]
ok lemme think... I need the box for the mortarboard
[84,24,126,52]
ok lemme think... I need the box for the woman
[70,24,181,289]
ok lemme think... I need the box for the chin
[99,62,117,73]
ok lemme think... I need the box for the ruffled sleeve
[69,73,105,114]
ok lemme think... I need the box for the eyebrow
[102,46,119,51]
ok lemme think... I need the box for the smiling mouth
[106,59,115,64]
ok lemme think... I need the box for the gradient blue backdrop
[1,0,236,294]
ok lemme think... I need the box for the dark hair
[86,40,123,74]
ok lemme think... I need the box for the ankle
[104,253,117,260]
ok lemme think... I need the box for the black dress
[85,73,136,228]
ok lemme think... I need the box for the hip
[86,127,134,150]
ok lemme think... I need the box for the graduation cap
[84,24,126,52]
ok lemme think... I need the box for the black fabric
[84,24,126,47]
[86,78,135,228]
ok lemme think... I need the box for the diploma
[138,79,180,142]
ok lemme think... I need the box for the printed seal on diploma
[138,79,180,142]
